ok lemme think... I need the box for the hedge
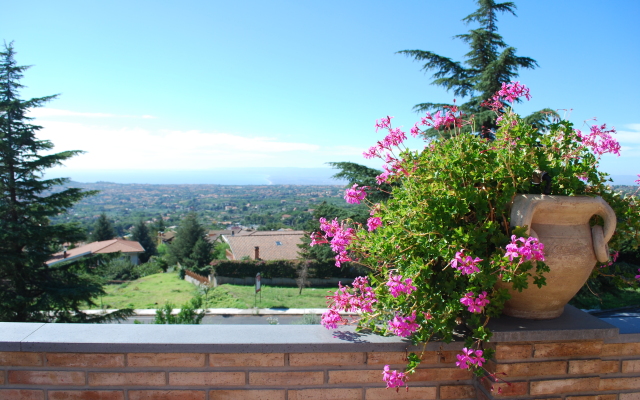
[209,259,363,279]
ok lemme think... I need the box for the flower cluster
[456,348,486,369]
[497,81,531,103]
[410,107,461,136]
[363,117,410,184]
[311,218,356,267]
[344,184,367,204]
[450,250,482,275]
[386,274,417,297]
[460,291,490,313]
[321,277,378,329]
[366,216,382,232]
[382,365,407,390]
[575,123,621,157]
[504,235,545,263]
[388,312,420,337]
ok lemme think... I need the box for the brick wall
[479,340,640,399]
[0,350,475,400]
[1,306,639,400]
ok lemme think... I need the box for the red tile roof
[47,239,144,265]
[223,231,305,261]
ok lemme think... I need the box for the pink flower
[315,218,356,267]
[375,116,393,132]
[575,124,621,156]
[496,81,531,103]
[505,235,545,262]
[460,291,490,313]
[344,184,367,204]
[320,309,343,329]
[456,348,486,369]
[635,174,640,185]
[322,277,377,322]
[382,365,406,390]
[386,274,417,298]
[450,250,482,275]
[635,268,640,281]
[388,312,420,337]
[367,216,382,232]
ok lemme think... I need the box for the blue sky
[3,0,639,184]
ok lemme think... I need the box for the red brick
[534,342,602,358]
[46,353,124,368]
[88,372,165,386]
[566,396,618,400]
[0,352,43,366]
[127,353,205,367]
[210,353,284,367]
[440,385,475,399]
[168,372,245,386]
[602,342,640,357]
[328,370,380,384]
[622,359,640,373]
[568,359,601,374]
[600,377,640,391]
[530,377,599,395]
[601,360,620,374]
[48,391,124,400]
[481,379,528,397]
[620,394,640,400]
[494,360,567,377]
[289,388,362,400]
[365,386,437,400]
[249,372,323,386]
[437,351,461,364]
[0,371,4,385]
[411,367,473,382]
[128,391,205,400]
[290,352,364,366]
[8,371,85,386]
[367,351,438,366]
[0,389,44,400]
[209,390,285,400]
[493,344,533,360]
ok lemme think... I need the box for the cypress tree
[168,213,208,267]
[131,219,157,263]
[91,213,116,242]
[0,43,132,322]
[398,0,556,135]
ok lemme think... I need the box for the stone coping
[0,305,620,353]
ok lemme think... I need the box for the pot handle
[592,197,617,262]
[594,196,617,244]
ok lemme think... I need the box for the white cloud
[28,108,155,119]
[36,120,328,170]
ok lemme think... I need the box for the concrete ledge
[489,305,619,342]
[0,305,620,353]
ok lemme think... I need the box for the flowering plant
[311,83,640,388]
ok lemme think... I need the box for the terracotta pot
[497,194,616,319]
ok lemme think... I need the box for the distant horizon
[45,167,639,187]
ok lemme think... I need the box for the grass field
[91,272,332,310]
[94,272,197,309]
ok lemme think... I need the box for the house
[221,230,305,261]
[46,238,145,266]
[205,227,254,244]
[157,231,176,246]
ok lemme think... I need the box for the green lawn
[90,272,332,310]
[204,284,331,309]
[93,272,198,309]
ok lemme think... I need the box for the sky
[2,0,640,184]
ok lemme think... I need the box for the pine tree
[91,213,116,242]
[168,213,209,268]
[131,219,157,263]
[398,0,556,135]
[0,43,132,322]
[186,238,213,275]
